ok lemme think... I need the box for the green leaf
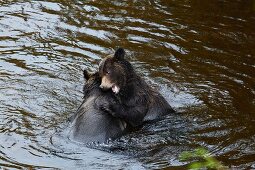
[179,151,194,161]
[189,162,204,170]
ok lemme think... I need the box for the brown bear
[98,48,175,127]
[69,70,130,143]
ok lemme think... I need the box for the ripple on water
[0,0,255,169]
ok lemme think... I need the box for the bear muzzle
[99,84,108,90]
[100,76,120,94]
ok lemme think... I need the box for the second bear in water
[98,48,175,127]
[69,70,130,143]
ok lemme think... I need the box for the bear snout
[99,84,107,90]
[100,76,114,89]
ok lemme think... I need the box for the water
[0,0,254,169]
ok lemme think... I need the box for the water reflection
[0,0,254,169]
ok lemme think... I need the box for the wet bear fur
[69,70,129,143]
[98,48,175,127]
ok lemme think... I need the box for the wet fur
[98,48,175,127]
[69,71,130,143]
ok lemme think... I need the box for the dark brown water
[0,0,254,169]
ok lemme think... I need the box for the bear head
[98,48,134,94]
[83,70,101,98]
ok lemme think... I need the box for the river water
[0,0,254,169]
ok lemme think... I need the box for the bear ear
[83,70,91,80]
[114,48,125,60]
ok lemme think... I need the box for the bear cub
[98,48,175,127]
[69,70,130,143]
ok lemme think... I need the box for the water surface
[0,0,255,169]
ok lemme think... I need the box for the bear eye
[106,71,110,74]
